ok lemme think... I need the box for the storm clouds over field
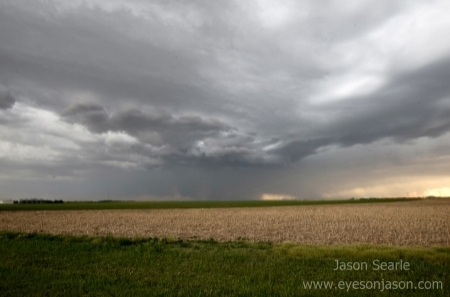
[1,0,450,200]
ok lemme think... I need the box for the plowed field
[1,199,449,246]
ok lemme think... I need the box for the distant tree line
[13,198,64,204]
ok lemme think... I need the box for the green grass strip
[0,232,448,296]
[0,198,422,211]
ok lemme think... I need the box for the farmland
[0,198,448,246]
[1,198,449,296]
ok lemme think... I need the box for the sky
[1,0,450,200]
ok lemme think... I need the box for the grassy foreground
[0,198,420,211]
[0,232,448,296]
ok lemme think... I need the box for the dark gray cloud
[61,103,232,140]
[1,0,450,200]
[61,102,109,133]
[270,138,331,163]
[0,85,15,109]
[60,102,253,166]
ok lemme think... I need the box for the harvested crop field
[1,199,449,246]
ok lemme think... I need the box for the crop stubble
[1,199,449,246]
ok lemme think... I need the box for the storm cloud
[1,0,450,200]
